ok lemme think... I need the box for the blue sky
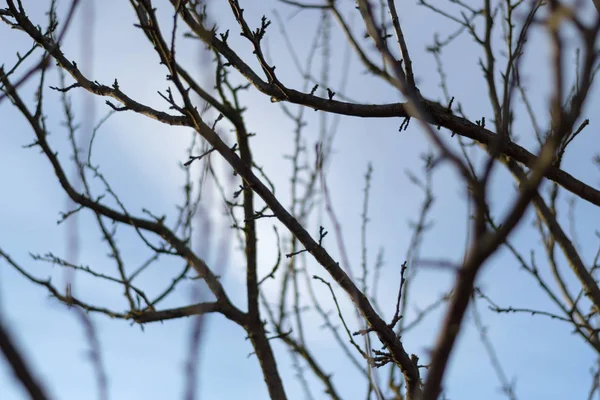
[2,1,600,399]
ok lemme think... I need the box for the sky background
[2,0,600,399]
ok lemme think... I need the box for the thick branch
[132,302,224,323]
[0,322,50,400]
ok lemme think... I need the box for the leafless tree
[2,1,600,399]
